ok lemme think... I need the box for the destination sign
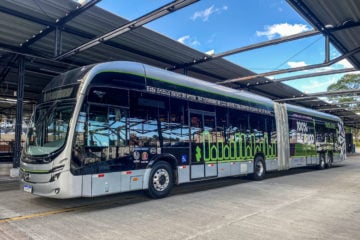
[43,87,74,102]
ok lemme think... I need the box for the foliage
[327,74,360,110]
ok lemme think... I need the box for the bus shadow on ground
[25,164,345,214]
[173,164,344,196]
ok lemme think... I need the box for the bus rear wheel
[146,161,174,199]
[251,156,265,180]
[326,152,333,168]
[318,153,326,170]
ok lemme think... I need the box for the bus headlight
[49,172,61,182]
[49,165,64,182]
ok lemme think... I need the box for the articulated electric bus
[20,61,346,199]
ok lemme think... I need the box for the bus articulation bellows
[20,61,346,198]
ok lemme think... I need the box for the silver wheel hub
[152,168,170,192]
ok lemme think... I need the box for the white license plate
[23,185,33,193]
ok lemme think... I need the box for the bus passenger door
[189,111,218,180]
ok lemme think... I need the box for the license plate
[23,185,33,193]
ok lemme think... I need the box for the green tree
[327,74,360,111]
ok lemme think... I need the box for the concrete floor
[0,154,359,240]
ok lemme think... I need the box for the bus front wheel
[146,161,174,199]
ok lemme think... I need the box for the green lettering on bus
[199,131,276,162]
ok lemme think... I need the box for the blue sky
[95,0,355,94]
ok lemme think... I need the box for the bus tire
[318,153,326,170]
[251,156,265,181]
[146,161,174,199]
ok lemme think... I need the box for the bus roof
[286,104,341,122]
[86,61,274,108]
[83,61,341,123]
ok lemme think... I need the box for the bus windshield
[24,100,75,159]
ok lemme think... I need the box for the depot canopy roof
[0,0,359,127]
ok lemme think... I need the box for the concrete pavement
[0,154,359,240]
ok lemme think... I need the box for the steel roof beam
[316,107,360,111]
[55,0,199,60]
[275,89,360,102]
[168,30,320,70]
[327,20,360,32]
[20,0,101,49]
[312,101,360,109]
[324,101,360,106]
[218,46,360,84]
[0,46,78,68]
[272,68,357,82]
[234,67,357,89]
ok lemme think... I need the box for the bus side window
[168,99,189,147]
[108,108,129,159]
[190,113,202,143]
[216,107,228,142]
[88,105,109,148]
[129,91,168,148]
[72,111,87,166]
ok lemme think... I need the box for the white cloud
[287,61,307,68]
[177,35,200,47]
[74,0,87,5]
[205,49,215,56]
[177,35,190,44]
[190,39,201,46]
[256,23,310,40]
[191,5,228,22]
[336,59,354,68]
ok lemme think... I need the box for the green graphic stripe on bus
[293,144,317,157]
[97,70,273,109]
[20,168,50,174]
[195,131,277,162]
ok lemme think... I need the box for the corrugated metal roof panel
[0,13,44,47]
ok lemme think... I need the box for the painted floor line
[0,200,120,223]
[0,206,85,223]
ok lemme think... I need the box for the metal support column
[54,27,62,57]
[325,35,330,63]
[13,56,25,169]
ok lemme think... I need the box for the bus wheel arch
[148,154,177,170]
[251,154,266,181]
